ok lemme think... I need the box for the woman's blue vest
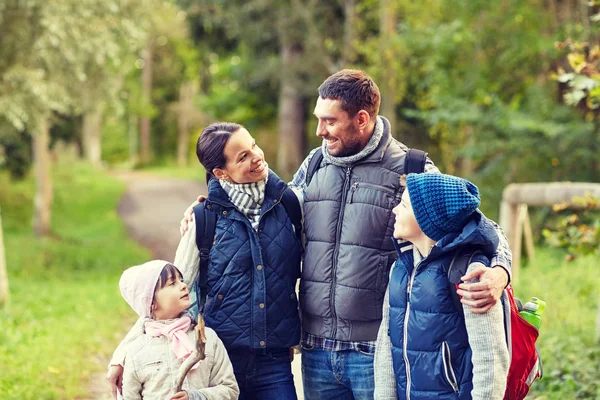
[388,213,498,399]
[202,171,302,350]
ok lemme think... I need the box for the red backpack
[447,250,543,400]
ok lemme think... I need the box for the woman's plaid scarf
[219,173,268,230]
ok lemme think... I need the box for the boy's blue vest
[202,171,302,350]
[388,212,498,399]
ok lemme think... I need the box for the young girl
[119,260,238,400]
[110,122,302,400]
[374,173,510,400]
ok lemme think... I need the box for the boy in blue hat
[374,173,509,400]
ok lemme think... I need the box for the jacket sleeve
[487,218,513,285]
[195,330,240,400]
[121,353,142,400]
[173,214,200,287]
[374,279,398,400]
[463,262,510,400]
[109,317,145,367]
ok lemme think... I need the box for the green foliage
[515,248,600,399]
[199,47,278,129]
[542,195,600,258]
[0,162,148,398]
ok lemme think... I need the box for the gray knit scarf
[321,116,384,167]
[219,171,268,230]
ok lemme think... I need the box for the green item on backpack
[519,297,546,330]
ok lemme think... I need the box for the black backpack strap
[446,248,487,318]
[280,188,303,244]
[193,202,217,315]
[404,148,428,174]
[305,148,324,186]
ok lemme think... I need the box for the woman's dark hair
[196,122,242,183]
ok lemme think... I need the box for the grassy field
[0,162,149,399]
[0,161,598,399]
[514,249,600,399]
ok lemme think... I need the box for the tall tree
[0,0,158,235]
[139,42,154,165]
[380,0,398,131]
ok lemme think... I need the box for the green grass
[514,249,600,399]
[0,161,149,399]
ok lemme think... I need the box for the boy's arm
[195,330,240,400]
[108,317,145,367]
[121,356,143,400]
[374,274,398,400]
[463,262,510,400]
[173,214,200,287]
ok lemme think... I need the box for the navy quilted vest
[388,213,498,399]
[203,171,302,350]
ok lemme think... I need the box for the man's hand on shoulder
[179,195,206,236]
[457,266,509,313]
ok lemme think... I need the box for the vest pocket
[441,341,459,393]
[208,275,233,313]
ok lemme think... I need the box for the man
[288,69,511,400]
[107,69,511,399]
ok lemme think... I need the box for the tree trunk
[343,0,357,65]
[177,81,195,167]
[0,209,9,308]
[380,0,397,133]
[82,101,105,168]
[32,119,52,236]
[277,43,306,180]
[140,43,153,165]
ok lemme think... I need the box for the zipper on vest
[347,182,358,204]
[403,257,423,400]
[330,166,352,338]
[442,341,460,392]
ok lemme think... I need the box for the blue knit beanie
[405,173,481,242]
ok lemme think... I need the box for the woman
[108,122,302,400]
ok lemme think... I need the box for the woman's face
[215,128,268,183]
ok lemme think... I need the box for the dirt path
[86,172,303,399]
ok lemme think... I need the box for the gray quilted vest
[299,116,412,341]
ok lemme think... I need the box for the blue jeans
[227,348,297,400]
[301,345,375,400]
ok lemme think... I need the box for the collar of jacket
[206,169,287,215]
[357,115,393,164]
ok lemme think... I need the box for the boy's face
[152,271,191,320]
[392,189,421,240]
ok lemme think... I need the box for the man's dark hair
[196,122,242,183]
[318,69,381,120]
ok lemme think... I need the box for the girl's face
[214,128,268,184]
[152,271,190,320]
[392,189,421,240]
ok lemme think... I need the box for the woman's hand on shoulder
[180,195,206,236]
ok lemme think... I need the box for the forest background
[0,0,599,398]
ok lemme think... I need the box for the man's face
[313,97,364,157]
